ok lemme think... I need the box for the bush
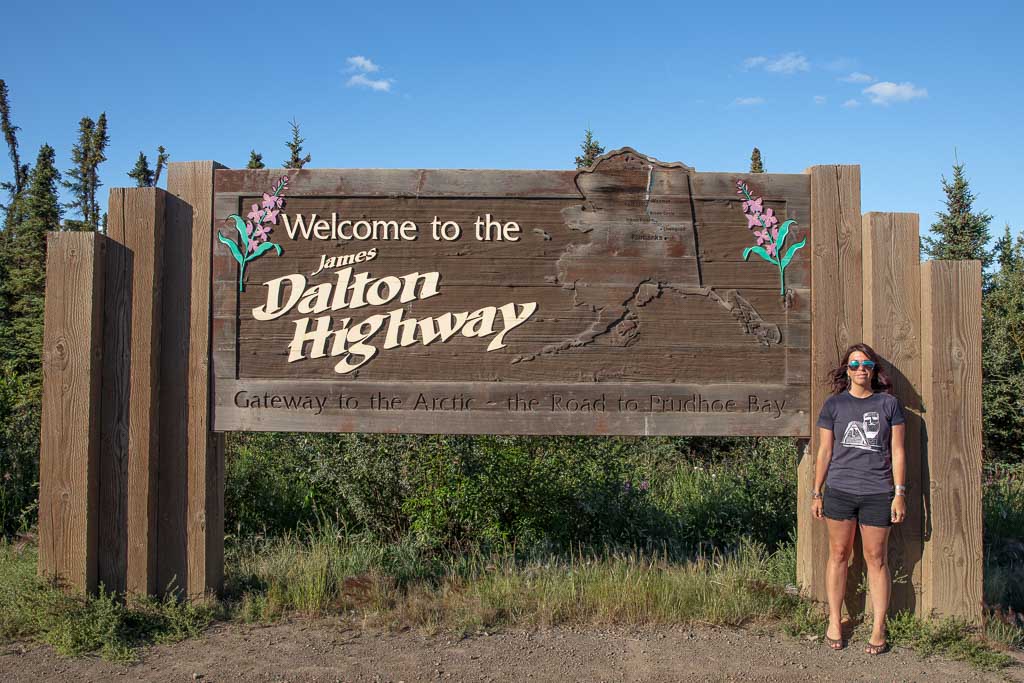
[982,462,1024,612]
[0,364,40,537]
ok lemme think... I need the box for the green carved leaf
[743,245,778,265]
[776,219,795,254]
[781,237,807,271]
[217,232,244,265]
[228,214,250,252]
[250,241,283,259]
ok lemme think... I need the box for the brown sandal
[824,630,846,651]
[864,640,889,655]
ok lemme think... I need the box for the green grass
[886,611,1015,670]
[0,543,217,662]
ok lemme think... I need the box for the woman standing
[812,343,907,654]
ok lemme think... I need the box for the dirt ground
[2,620,1022,683]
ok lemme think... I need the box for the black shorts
[823,486,894,528]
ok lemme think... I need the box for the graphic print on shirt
[841,411,882,452]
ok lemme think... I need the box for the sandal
[864,640,889,655]
[824,629,846,651]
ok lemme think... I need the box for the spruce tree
[981,224,1024,461]
[575,128,604,169]
[284,119,311,169]
[750,147,765,173]
[922,159,992,268]
[0,80,27,200]
[152,146,169,187]
[127,151,154,188]
[0,145,61,380]
[63,113,109,231]
[247,150,265,169]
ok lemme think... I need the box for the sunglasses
[847,360,876,370]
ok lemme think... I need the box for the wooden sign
[211,148,811,435]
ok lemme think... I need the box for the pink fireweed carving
[736,179,806,295]
[219,175,288,291]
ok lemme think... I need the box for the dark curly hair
[827,343,894,395]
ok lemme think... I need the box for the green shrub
[982,462,1024,611]
[0,365,40,537]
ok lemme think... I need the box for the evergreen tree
[750,147,765,173]
[575,128,604,169]
[981,224,1024,461]
[922,159,992,268]
[0,80,27,201]
[127,151,154,188]
[63,113,109,231]
[247,150,265,169]
[0,145,61,380]
[284,119,311,169]
[152,146,169,188]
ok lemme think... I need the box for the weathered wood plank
[798,165,862,604]
[921,260,983,622]
[213,379,809,436]
[862,212,923,615]
[168,161,225,599]
[98,188,166,595]
[39,232,106,593]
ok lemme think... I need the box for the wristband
[895,484,907,496]
[812,492,823,500]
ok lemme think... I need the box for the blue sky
[2,0,1021,241]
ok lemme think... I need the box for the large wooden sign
[211,149,811,434]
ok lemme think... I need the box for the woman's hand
[812,497,824,520]
[891,495,906,525]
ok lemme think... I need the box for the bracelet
[812,492,823,500]
[895,484,907,496]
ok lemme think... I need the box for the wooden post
[98,188,166,595]
[159,162,225,598]
[800,165,862,604]
[920,260,983,622]
[862,212,924,615]
[38,232,107,593]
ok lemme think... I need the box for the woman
[812,343,907,655]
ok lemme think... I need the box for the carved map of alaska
[514,148,780,364]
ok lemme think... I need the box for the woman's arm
[812,427,833,520]
[891,423,907,524]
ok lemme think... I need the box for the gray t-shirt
[816,391,905,495]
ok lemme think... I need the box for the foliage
[0,144,61,379]
[981,226,1024,462]
[982,462,1024,612]
[575,128,604,169]
[246,149,265,169]
[284,118,311,169]
[922,159,992,269]
[0,79,28,201]
[127,146,168,188]
[0,367,40,536]
[886,612,1013,669]
[62,113,108,231]
[749,147,765,173]
[0,544,216,662]
[225,434,798,553]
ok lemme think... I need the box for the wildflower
[639,480,650,491]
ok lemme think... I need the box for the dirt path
[2,620,1021,682]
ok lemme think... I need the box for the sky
[1,0,1021,242]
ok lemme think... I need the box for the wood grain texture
[798,165,862,603]
[861,212,923,615]
[39,232,106,592]
[211,151,812,436]
[921,260,983,622]
[99,188,166,595]
[164,161,225,599]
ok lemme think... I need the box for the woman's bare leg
[826,517,857,641]
[860,524,892,645]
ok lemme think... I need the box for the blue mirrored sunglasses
[847,360,876,370]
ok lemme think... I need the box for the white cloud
[825,57,857,72]
[813,95,826,105]
[743,56,768,69]
[734,97,765,106]
[346,56,380,73]
[842,99,860,108]
[743,54,810,74]
[862,81,927,105]
[347,74,393,92]
[840,72,874,83]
